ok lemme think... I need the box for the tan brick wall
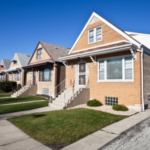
[143,52,150,107]
[10,54,21,68]
[72,20,127,52]
[66,51,142,106]
[30,44,50,64]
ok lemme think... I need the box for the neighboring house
[22,41,69,97]
[5,53,31,87]
[59,12,150,111]
[0,59,11,81]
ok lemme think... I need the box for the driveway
[100,117,150,150]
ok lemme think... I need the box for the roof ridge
[40,41,70,49]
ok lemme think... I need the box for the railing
[49,78,74,103]
[63,78,89,107]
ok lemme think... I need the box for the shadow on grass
[33,114,46,118]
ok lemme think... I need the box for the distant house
[58,12,150,111]
[5,53,31,87]
[21,41,69,97]
[0,59,11,81]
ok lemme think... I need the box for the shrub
[112,104,128,111]
[87,99,102,107]
[0,81,17,92]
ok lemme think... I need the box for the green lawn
[0,96,47,105]
[0,93,11,98]
[0,100,48,114]
[8,108,126,148]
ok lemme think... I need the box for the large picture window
[98,56,133,82]
[37,48,42,59]
[39,68,52,81]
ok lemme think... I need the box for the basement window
[105,97,118,106]
[42,88,49,95]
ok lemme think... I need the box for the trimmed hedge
[87,99,102,107]
[112,104,128,111]
[0,81,17,92]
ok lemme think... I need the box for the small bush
[112,104,128,111]
[87,99,102,107]
[0,81,17,92]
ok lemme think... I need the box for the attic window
[88,26,102,44]
[14,61,17,65]
[37,48,42,59]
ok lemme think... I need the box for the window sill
[97,80,134,83]
[87,40,103,45]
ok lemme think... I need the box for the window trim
[97,55,134,82]
[71,63,74,70]
[37,48,43,59]
[88,25,102,44]
[39,68,52,82]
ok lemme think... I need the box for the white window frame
[71,63,74,70]
[88,26,102,44]
[97,55,134,82]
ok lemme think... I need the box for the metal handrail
[49,78,74,103]
[63,78,89,107]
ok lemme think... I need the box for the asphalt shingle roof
[2,59,11,69]
[16,53,31,67]
[40,41,70,62]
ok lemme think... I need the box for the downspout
[140,45,145,111]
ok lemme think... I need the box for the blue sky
[0,0,150,61]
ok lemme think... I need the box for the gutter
[59,44,133,61]
[140,45,145,111]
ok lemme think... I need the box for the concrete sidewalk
[62,109,150,150]
[0,119,52,150]
[0,106,60,119]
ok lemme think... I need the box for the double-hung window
[39,68,52,81]
[98,56,133,82]
[37,48,42,59]
[88,26,102,44]
[15,72,21,81]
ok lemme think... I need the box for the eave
[59,43,134,61]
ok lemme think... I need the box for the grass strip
[0,96,47,105]
[0,100,48,114]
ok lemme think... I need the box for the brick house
[0,59,11,81]
[5,53,31,88]
[21,41,70,98]
[59,12,150,111]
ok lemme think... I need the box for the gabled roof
[40,41,70,62]
[16,53,31,67]
[28,41,70,64]
[2,59,11,69]
[68,12,141,54]
[126,31,150,49]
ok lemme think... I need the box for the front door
[33,70,36,85]
[78,62,86,85]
